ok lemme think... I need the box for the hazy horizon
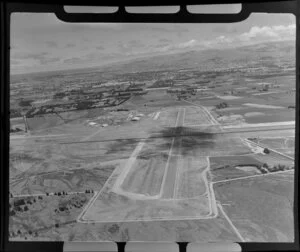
[10,38,295,77]
[11,10,295,74]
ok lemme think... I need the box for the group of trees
[149,79,174,88]
[9,198,36,216]
[10,127,23,133]
[10,109,22,118]
[55,195,87,214]
[11,196,42,209]
[216,102,228,109]
[18,99,33,107]
[53,191,68,196]
[262,163,293,172]
[85,189,94,193]
[9,229,39,238]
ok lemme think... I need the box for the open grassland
[214,171,294,242]
[183,106,212,126]
[180,136,252,157]
[252,137,295,156]
[156,108,179,127]
[210,155,264,182]
[175,155,208,199]
[252,153,293,167]
[121,153,168,197]
[9,193,93,241]
[12,215,242,242]
[10,165,116,195]
[82,192,210,223]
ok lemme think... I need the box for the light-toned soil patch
[216,106,244,112]
[217,114,245,125]
[235,166,261,174]
[243,103,284,109]
[244,112,265,117]
[217,95,242,100]
[223,121,295,129]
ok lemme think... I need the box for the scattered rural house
[131,116,140,121]
[88,122,97,126]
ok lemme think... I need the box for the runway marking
[218,203,245,242]
[112,140,146,193]
[183,124,218,127]
[173,108,186,198]
[81,128,104,141]
[77,191,100,223]
[159,138,176,198]
[79,159,129,221]
[78,214,219,223]
[159,108,181,198]
[153,111,160,120]
[173,139,182,199]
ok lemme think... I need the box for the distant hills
[100,40,295,74]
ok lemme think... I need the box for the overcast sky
[10,10,295,74]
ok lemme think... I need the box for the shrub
[263,148,270,154]
[9,210,16,216]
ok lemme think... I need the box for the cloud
[128,40,145,48]
[238,24,295,42]
[11,51,48,60]
[65,43,76,48]
[153,43,170,48]
[96,46,105,50]
[118,40,146,53]
[10,59,22,65]
[39,57,60,65]
[85,52,124,61]
[159,38,172,43]
[213,25,238,34]
[63,57,82,64]
[45,41,58,48]
[200,24,296,49]
[178,39,198,48]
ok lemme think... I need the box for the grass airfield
[9,90,295,242]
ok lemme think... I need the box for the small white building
[131,117,140,121]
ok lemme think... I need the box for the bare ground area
[214,171,294,242]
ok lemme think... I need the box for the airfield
[9,88,295,242]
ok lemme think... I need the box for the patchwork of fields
[10,93,295,242]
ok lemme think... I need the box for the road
[11,190,88,198]
[243,138,294,160]
[182,100,220,126]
